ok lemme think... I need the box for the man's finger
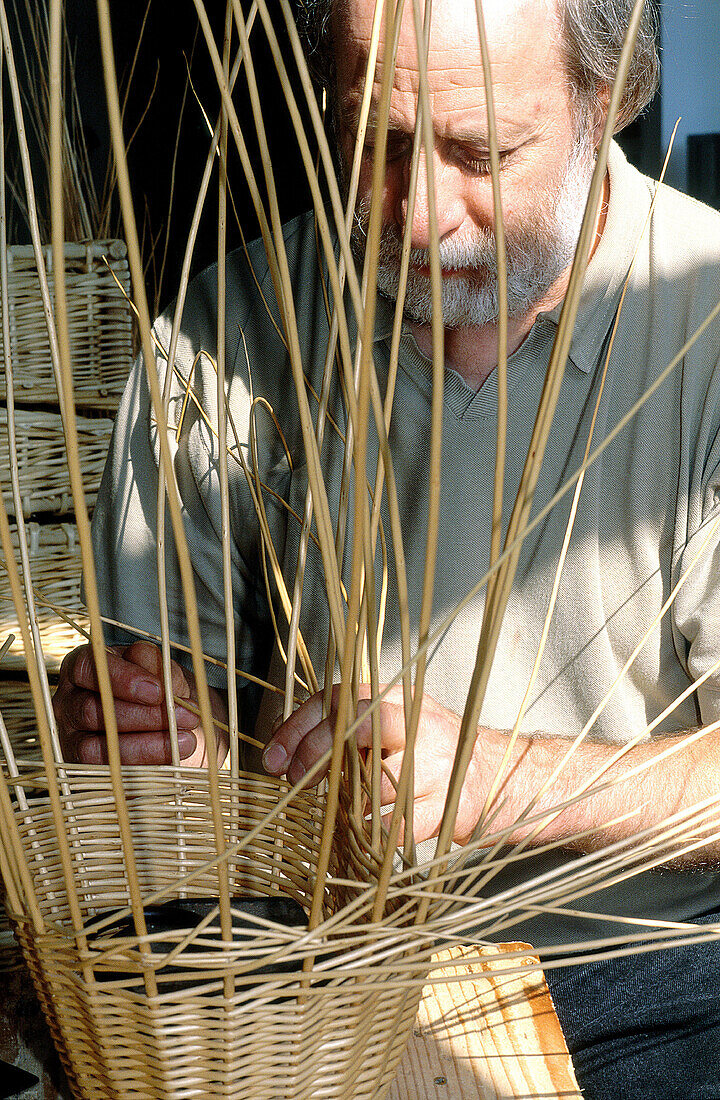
[353,697,408,754]
[71,729,198,766]
[64,644,164,706]
[284,717,337,786]
[62,690,199,734]
[262,691,327,774]
[263,687,409,777]
[123,641,192,700]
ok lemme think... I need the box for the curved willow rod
[472,0,508,578]
[424,0,652,919]
[95,0,234,947]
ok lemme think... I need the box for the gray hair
[294,0,659,134]
[560,0,659,132]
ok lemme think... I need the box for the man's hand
[262,684,492,844]
[53,641,228,766]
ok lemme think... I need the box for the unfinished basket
[3,766,427,1100]
[0,241,133,412]
[0,523,88,670]
[0,410,113,519]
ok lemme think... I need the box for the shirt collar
[544,140,653,374]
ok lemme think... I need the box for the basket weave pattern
[5,767,426,1099]
[0,242,133,411]
[0,410,113,520]
[0,523,88,670]
[0,678,41,757]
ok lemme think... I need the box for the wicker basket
[0,241,134,411]
[0,677,42,758]
[5,767,426,1100]
[0,410,113,519]
[0,523,88,671]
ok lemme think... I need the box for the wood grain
[391,944,583,1100]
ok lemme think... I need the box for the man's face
[333,0,596,328]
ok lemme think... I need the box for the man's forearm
[479,722,720,865]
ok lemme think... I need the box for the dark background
[65,0,316,310]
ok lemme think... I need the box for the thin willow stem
[195,0,347,655]
[152,18,257,774]
[96,0,233,944]
[472,0,508,582]
[474,118,680,847]
[0,41,61,765]
[48,0,160,992]
[217,0,238,783]
[306,0,401,938]
[371,0,446,918]
[427,0,650,908]
[281,0,385,720]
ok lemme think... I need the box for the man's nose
[396,151,466,250]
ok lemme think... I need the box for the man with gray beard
[360,133,596,328]
[54,1,720,1094]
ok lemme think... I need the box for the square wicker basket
[0,241,133,412]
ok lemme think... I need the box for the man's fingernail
[262,742,287,774]
[175,705,199,728]
[177,731,197,759]
[137,679,162,705]
[288,760,306,785]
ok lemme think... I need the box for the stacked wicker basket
[0,239,133,755]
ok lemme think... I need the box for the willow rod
[472,0,508,580]
[472,117,681,853]
[194,0,349,657]
[304,0,414,939]
[421,3,653,908]
[0,27,61,763]
[95,0,233,944]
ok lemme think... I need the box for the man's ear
[591,83,612,147]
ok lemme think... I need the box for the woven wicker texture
[0,242,133,411]
[4,767,426,1100]
[0,678,42,758]
[0,524,87,670]
[0,410,113,519]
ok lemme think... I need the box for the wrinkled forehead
[332,0,560,64]
[332,0,567,127]
[331,0,564,101]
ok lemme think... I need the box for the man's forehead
[333,0,563,89]
[334,0,558,43]
[334,0,564,131]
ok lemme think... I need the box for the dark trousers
[545,913,720,1099]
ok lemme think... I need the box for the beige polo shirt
[92,142,720,945]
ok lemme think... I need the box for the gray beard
[351,139,596,328]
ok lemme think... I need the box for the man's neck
[407,315,544,390]
[407,171,610,392]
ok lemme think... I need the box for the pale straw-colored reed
[1,0,719,1097]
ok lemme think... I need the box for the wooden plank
[390,944,583,1100]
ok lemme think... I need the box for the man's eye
[457,149,510,175]
[361,134,411,162]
